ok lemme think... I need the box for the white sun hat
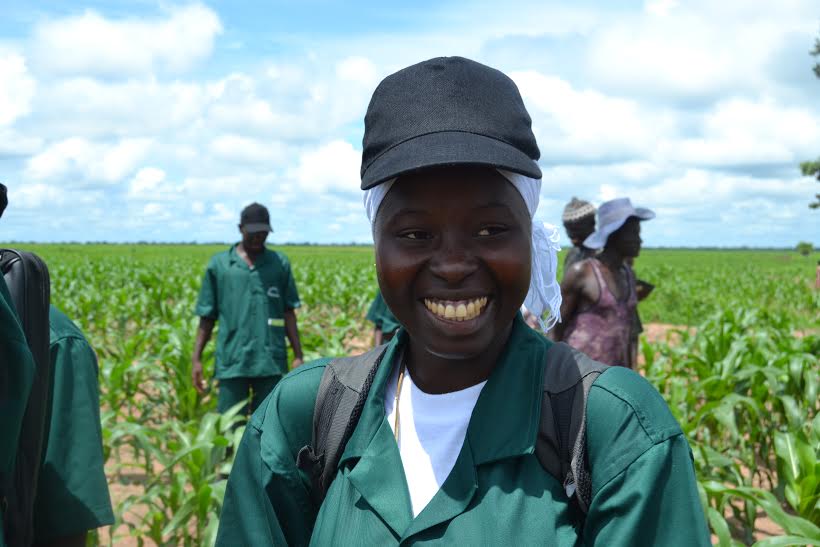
[583,197,655,250]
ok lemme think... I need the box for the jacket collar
[337,314,549,535]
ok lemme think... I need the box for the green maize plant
[7,244,818,545]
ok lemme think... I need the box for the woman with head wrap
[561,197,597,270]
[216,57,709,546]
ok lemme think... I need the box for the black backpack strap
[0,250,51,547]
[296,344,389,505]
[536,342,608,515]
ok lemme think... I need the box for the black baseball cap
[240,202,272,233]
[360,56,541,190]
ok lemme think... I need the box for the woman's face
[374,166,532,360]
[608,217,642,258]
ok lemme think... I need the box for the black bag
[297,341,608,515]
[0,249,51,547]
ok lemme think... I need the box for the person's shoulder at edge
[563,257,595,286]
[249,357,332,455]
[266,248,292,268]
[48,305,87,344]
[586,366,684,488]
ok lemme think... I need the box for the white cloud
[142,202,167,217]
[25,137,152,183]
[212,202,235,222]
[0,128,42,157]
[658,98,820,167]
[208,135,288,165]
[12,183,66,209]
[513,71,672,162]
[0,51,36,125]
[34,77,208,138]
[288,140,360,193]
[643,0,679,16]
[128,167,167,198]
[191,201,205,214]
[31,4,222,77]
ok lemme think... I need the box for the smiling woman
[215,56,711,546]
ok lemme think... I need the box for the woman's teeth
[423,297,488,321]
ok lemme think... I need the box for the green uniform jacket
[366,291,401,335]
[196,245,301,379]
[0,278,34,547]
[216,315,710,546]
[32,306,114,541]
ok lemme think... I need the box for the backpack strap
[0,250,51,547]
[536,342,609,515]
[296,344,389,505]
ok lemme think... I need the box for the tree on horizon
[800,32,820,209]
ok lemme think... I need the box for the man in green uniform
[192,203,304,415]
[32,305,115,546]
[0,184,35,547]
[366,290,401,346]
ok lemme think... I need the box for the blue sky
[1,0,818,246]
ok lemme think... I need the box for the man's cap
[583,197,654,250]
[240,202,273,233]
[360,56,542,190]
[562,197,596,224]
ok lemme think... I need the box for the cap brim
[360,131,542,190]
[243,223,272,233]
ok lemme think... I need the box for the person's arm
[215,363,327,546]
[551,261,587,341]
[583,369,711,546]
[192,317,215,394]
[635,279,655,301]
[284,309,303,368]
[33,320,114,544]
[193,261,219,393]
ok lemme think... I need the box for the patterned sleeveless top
[562,258,637,367]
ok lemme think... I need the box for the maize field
[15,244,820,546]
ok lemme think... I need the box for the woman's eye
[400,230,431,240]
[477,226,507,237]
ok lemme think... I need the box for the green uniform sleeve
[283,258,301,310]
[583,367,710,546]
[33,333,114,541]
[195,259,219,319]
[366,293,383,327]
[216,360,328,547]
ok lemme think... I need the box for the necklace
[393,358,406,443]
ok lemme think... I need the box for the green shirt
[366,291,401,335]
[0,277,35,547]
[216,315,709,546]
[32,306,114,541]
[196,245,301,379]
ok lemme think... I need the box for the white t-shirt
[384,364,487,517]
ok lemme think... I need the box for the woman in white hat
[553,198,654,367]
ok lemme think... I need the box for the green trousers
[217,376,281,415]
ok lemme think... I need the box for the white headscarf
[363,169,562,332]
